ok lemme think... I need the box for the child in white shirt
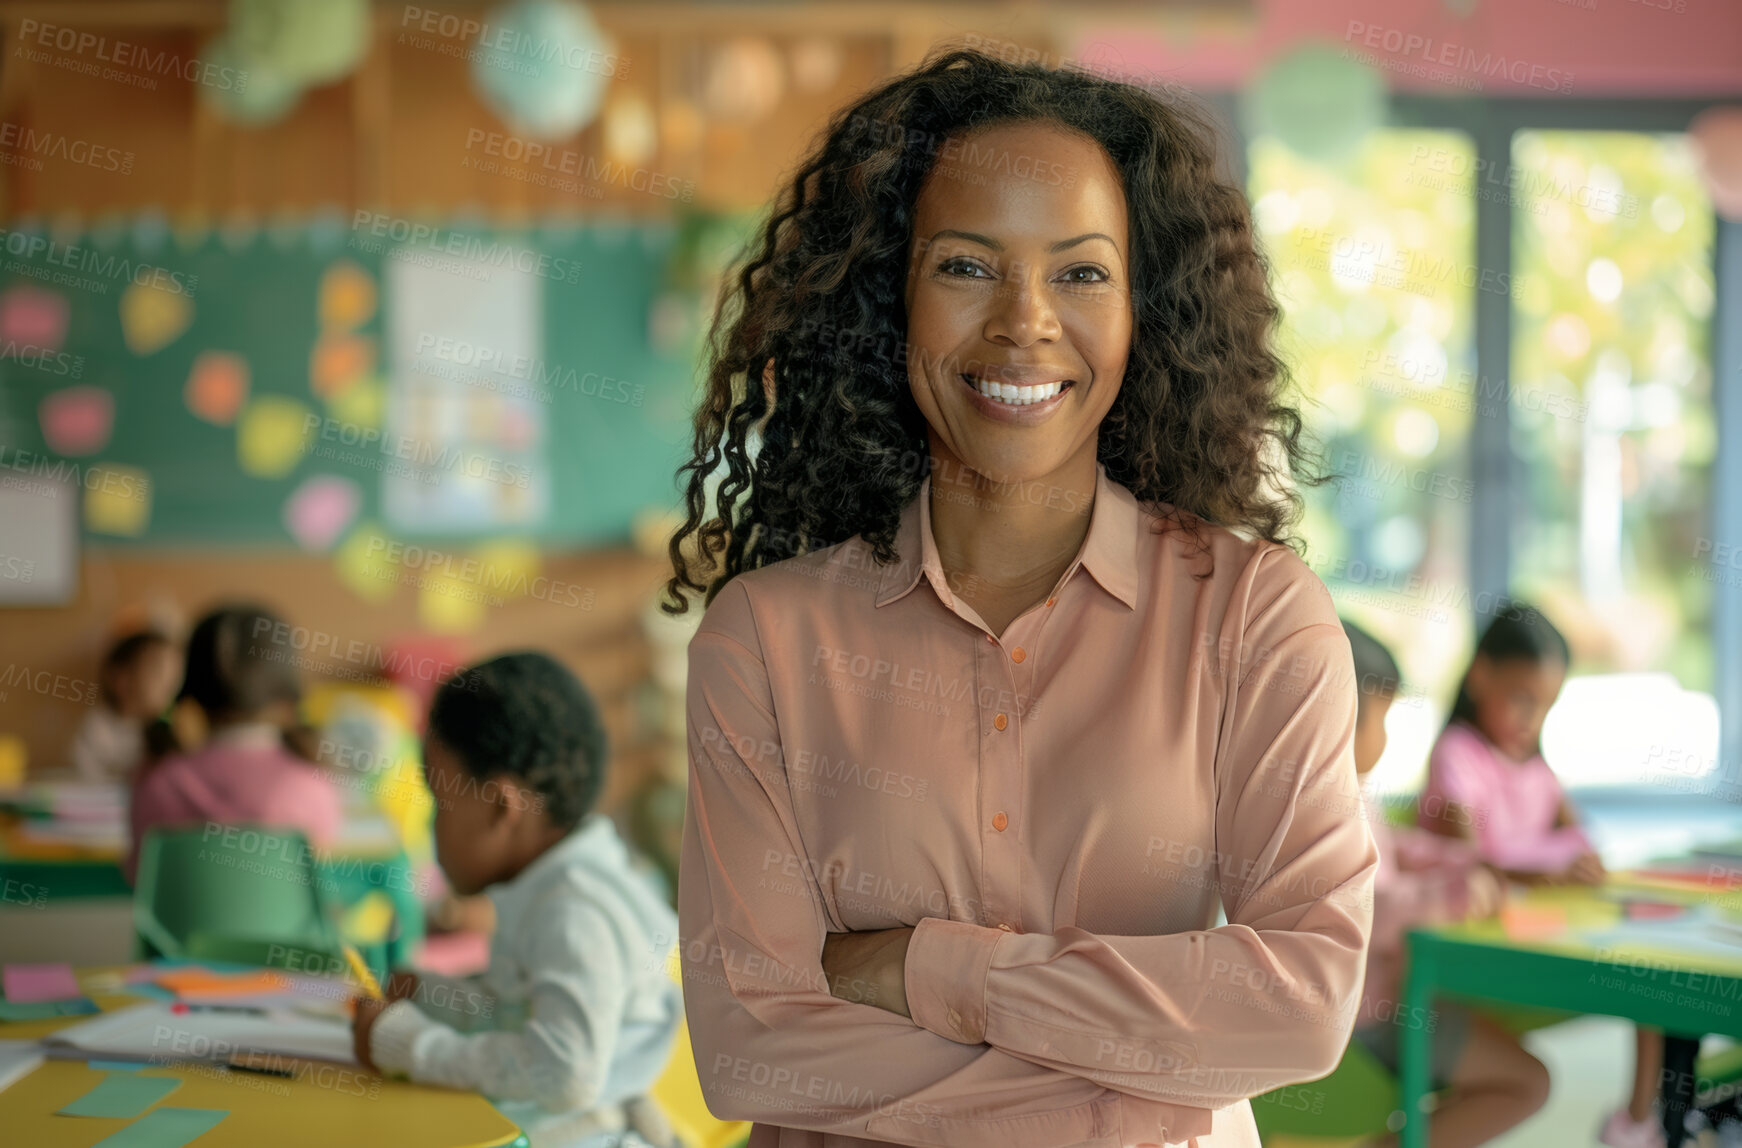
[351,652,683,1148]
[71,630,179,782]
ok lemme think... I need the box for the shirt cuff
[369,999,437,1077]
[904,916,1005,1044]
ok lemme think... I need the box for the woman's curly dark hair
[660,45,1318,614]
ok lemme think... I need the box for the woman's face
[903,120,1133,488]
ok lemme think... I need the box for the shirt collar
[874,459,1140,612]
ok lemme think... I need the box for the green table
[1400,886,1742,1148]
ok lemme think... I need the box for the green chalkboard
[0,214,709,549]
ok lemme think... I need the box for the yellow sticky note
[83,463,152,536]
[470,539,540,601]
[237,395,314,478]
[319,260,377,330]
[0,735,26,789]
[418,573,488,634]
[326,373,383,430]
[334,520,398,603]
[119,281,193,355]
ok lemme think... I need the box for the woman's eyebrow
[928,229,1118,253]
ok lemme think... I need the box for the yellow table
[0,972,526,1148]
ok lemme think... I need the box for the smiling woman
[665,46,1378,1148]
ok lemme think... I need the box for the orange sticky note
[186,351,250,425]
[319,261,377,330]
[155,968,290,996]
[1500,901,1568,941]
[310,334,374,399]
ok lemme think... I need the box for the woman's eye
[1060,265,1109,283]
[940,257,991,279]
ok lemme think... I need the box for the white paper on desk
[43,1001,358,1066]
[1576,903,1742,967]
[0,1039,45,1093]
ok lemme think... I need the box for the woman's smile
[958,372,1079,424]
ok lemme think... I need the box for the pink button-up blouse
[679,461,1378,1148]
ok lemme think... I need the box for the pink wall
[1068,0,1742,97]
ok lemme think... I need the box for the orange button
[993,713,1008,731]
[1046,597,1056,607]
[992,812,1008,831]
[1011,647,1026,663]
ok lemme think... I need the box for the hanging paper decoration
[310,334,375,398]
[83,463,152,536]
[119,281,194,355]
[236,394,314,477]
[39,386,114,455]
[185,351,250,424]
[319,260,377,330]
[418,572,490,634]
[283,474,362,552]
[0,286,69,351]
[702,37,785,123]
[470,0,613,140]
[1690,106,1742,223]
[197,34,305,126]
[228,0,372,86]
[1240,43,1386,164]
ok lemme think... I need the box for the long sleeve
[679,586,1216,1148]
[370,896,634,1113]
[402,971,497,1034]
[901,570,1379,1108]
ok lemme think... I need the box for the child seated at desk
[71,629,179,783]
[125,603,341,885]
[1343,618,1550,1148]
[1417,603,1666,1148]
[351,652,682,1148]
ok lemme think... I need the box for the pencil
[341,943,384,1000]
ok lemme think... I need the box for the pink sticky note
[3,961,81,1002]
[0,285,69,351]
[283,475,362,553]
[39,385,114,455]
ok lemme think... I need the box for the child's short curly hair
[427,652,608,832]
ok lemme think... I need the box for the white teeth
[973,379,1064,405]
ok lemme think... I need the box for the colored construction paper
[309,334,374,398]
[3,961,80,1002]
[318,260,376,330]
[184,352,249,425]
[118,282,193,355]
[88,1107,228,1148]
[89,1060,146,1072]
[236,395,314,478]
[39,386,114,455]
[59,1071,182,1117]
[0,284,69,350]
[1500,901,1568,942]
[0,996,99,1020]
[283,474,361,552]
[83,464,152,537]
[154,969,289,997]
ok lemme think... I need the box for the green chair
[1250,1039,1402,1141]
[132,825,348,973]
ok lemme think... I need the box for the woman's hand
[820,927,915,1019]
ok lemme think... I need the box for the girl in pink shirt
[1343,619,1547,1148]
[126,603,341,886]
[1420,603,1664,1148]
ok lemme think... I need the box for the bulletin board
[0,216,700,551]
